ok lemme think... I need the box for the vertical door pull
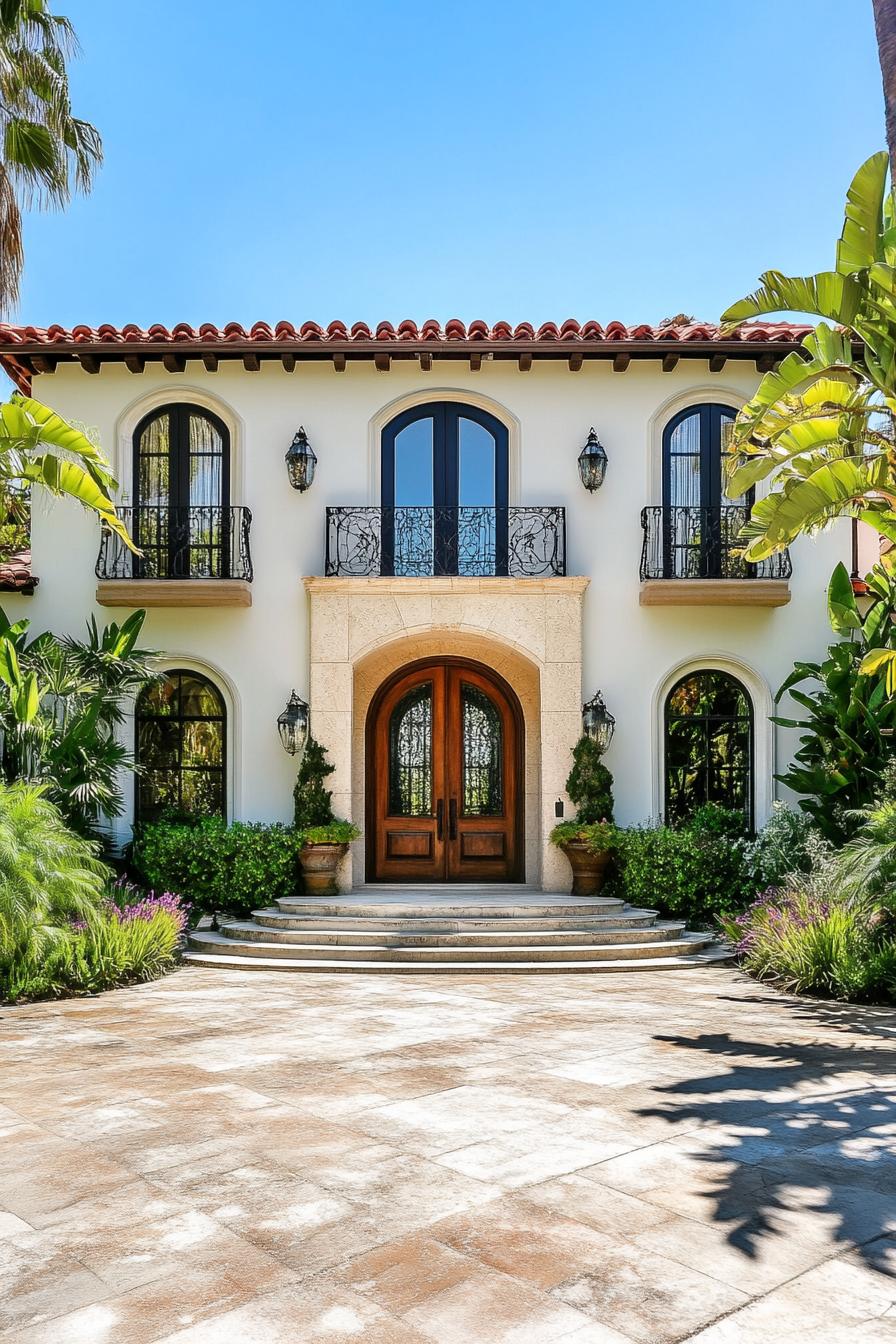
[449,797,458,840]
[436,798,444,841]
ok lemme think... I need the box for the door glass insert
[393,417,435,575]
[388,683,433,816]
[461,682,503,816]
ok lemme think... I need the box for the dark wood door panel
[367,658,523,884]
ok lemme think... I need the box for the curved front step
[182,943,733,974]
[253,908,660,934]
[274,897,627,920]
[238,917,684,947]
[188,929,714,963]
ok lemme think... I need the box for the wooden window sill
[639,579,790,607]
[95,579,252,608]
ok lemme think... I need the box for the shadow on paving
[636,1013,896,1273]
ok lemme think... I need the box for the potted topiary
[293,736,360,895]
[550,735,617,896]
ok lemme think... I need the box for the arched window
[661,403,750,578]
[135,670,226,824]
[381,402,509,575]
[664,669,753,826]
[132,404,230,578]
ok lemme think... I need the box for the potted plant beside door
[550,736,618,896]
[293,737,360,895]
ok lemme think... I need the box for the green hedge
[616,806,753,925]
[132,818,302,920]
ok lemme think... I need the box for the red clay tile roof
[0,319,816,392]
[0,318,812,347]
[0,550,37,594]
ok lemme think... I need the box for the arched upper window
[135,669,226,824]
[661,403,750,578]
[664,669,753,827]
[132,404,230,578]
[381,402,509,575]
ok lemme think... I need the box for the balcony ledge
[95,579,252,608]
[639,579,790,607]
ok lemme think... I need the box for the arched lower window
[664,669,753,827]
[135,670,226,824]
[132,404,230,578]
[661,403,751,578]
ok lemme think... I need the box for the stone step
[274,897,627,920]
[188,929,713,963]
[240,916,682,947]
[253,908,659,934]
[181,944,734,975]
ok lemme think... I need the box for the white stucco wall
[7,358,849,854]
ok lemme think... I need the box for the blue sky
[16,0,884,330]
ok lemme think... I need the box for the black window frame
[134,668,227,826]
[661,403,753,579]
[663,668,754,830]
[380,402,509,575]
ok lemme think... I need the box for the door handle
[449,798,457,840]
[436,798,444,841]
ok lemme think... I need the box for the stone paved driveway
[1,966,895,1343]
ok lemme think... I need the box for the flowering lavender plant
[108,878,190,932]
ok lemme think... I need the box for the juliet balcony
[325,506,566,578]
[95,505,253,607]
[639,506,791,607]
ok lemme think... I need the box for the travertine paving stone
[1,965,895,1342]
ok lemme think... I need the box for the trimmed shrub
[132,817,302,920]
[565,737,614,823]
[618,805,753,925]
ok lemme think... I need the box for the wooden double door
[367,658,523,883]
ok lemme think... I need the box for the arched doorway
[366,657,524,883]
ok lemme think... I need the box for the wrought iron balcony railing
[96,506,253,582]
[640,506,791,581]
[325,506,566,577]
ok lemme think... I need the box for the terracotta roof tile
[0,550,37,594]
[0,318,812,348]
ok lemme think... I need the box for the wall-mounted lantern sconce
[277,690,310,760]
[285,427,317,492]
[582,690,615,754]
[578,427,608,492]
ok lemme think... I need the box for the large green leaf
[828,561,861,634]
[837,152,889,274]
[22,454,136,552]
[741,456,890,559]
[722,270,863,328]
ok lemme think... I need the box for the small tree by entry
[293,736,335,829]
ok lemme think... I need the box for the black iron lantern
[278,690,310,759]
[578,427,608,492]
[285,426,317,492]
[582,690,615,754]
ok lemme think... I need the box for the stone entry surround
[2,967,894,1342]
[305,576,589,891]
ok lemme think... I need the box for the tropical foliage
[773,563,896,844]
[2,873,188,1004]
[0,607,156,834]
[0,395,134,560]
[0,779,107,973]
[618,804,753,925]
[722,153,896,577]
[0,0,102,313]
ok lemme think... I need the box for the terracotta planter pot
[299,842,349,896]
[559,841,612,897]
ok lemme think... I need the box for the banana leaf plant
[0,395,135,559]
[774,562,896,844]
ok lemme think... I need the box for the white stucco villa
[0,318,863,972]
